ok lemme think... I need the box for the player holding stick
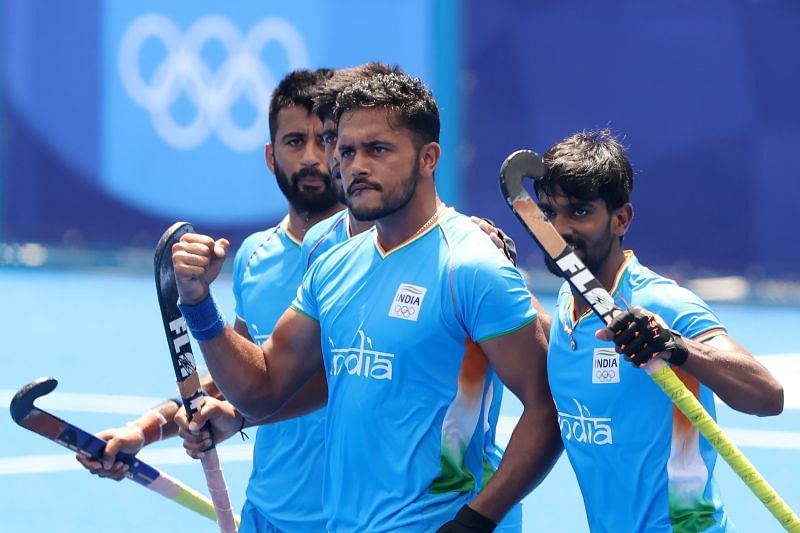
[180,64,535,533]
[173,72,562,532]
[184,62,531,533]
[78,68,341,532]
[78,65,521,532]
[532,129,783,531]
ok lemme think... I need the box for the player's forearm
[144,399,182,441]
[468,405,563,522]
[242,369,328,426]
[198,325,280,420]
[680,340,783,416]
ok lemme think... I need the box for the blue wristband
[178,293,227,341]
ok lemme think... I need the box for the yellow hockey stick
[500,149,800,532]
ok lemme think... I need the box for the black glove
[437,504,497,533]
[497,227,517,266]
[606,307,689,367]
[480,218,517,266]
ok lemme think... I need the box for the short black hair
[268,68,334,142]
[537,128,633,210]
[333,72,440,145]
[313,62,404,122]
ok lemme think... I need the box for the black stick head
[10,377,58,424]
[154,222,195,304]
[154,221,195,271]
[499,149,546,202]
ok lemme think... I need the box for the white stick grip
[201,450,238,533]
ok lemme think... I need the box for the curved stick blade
[154,221,195,308]
[499,149,546,202]
[9,377,58,424]
[153,222,239,531]
[154,222,199,383]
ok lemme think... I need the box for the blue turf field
[2,268,798,532]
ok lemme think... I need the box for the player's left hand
[470,217,517,265]
[436,504,496,532]
[596,306,689,367]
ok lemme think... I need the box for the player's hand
[437,504,497,532]
[174,397,241,459]
[172,233,230,305]
[470,217,517,265]
[596,306,689,367]
[75,426,144,481]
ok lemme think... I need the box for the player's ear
[265,143,275,174]
[419,141,441,179]
[613,203,634,237]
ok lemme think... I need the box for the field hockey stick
[499,149,800,532]
[154,222,238,533]
[9,376,236,524]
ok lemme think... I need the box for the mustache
[292,166,331,185]
[347,178,382,196]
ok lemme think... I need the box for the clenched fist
[172,233,230,305]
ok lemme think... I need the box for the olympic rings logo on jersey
[594,369,616,383]
[592,348,620,384]
[118,13,309,151]
[393,304,416,318]
[388,283,427,322]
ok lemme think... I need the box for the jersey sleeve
[290,258,321,322]
[453,245,536,343]
[639,282,726,341]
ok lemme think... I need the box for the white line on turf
[0,390,166,415]
[2,419,798,477]
[2,353,797,476]
[0,443,255,476]
[3,354,798,414]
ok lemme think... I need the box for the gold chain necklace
[411,204,446,239]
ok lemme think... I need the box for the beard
[544,222,615,278]
[274,160,338,214]
[348,158,421,222]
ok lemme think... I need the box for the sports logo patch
[388,283,427,322]
[592,348,620,384]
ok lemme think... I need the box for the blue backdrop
[461,0,800,278]
[1,0,457,248]
[2,0,799,278]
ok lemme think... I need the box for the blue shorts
[239,499,280,533]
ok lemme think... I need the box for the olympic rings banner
[1,0,456,247]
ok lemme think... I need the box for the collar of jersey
[373,206,453,259]
[566,249,636,327]
[279,215,303,248]
[344,209,354,239]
